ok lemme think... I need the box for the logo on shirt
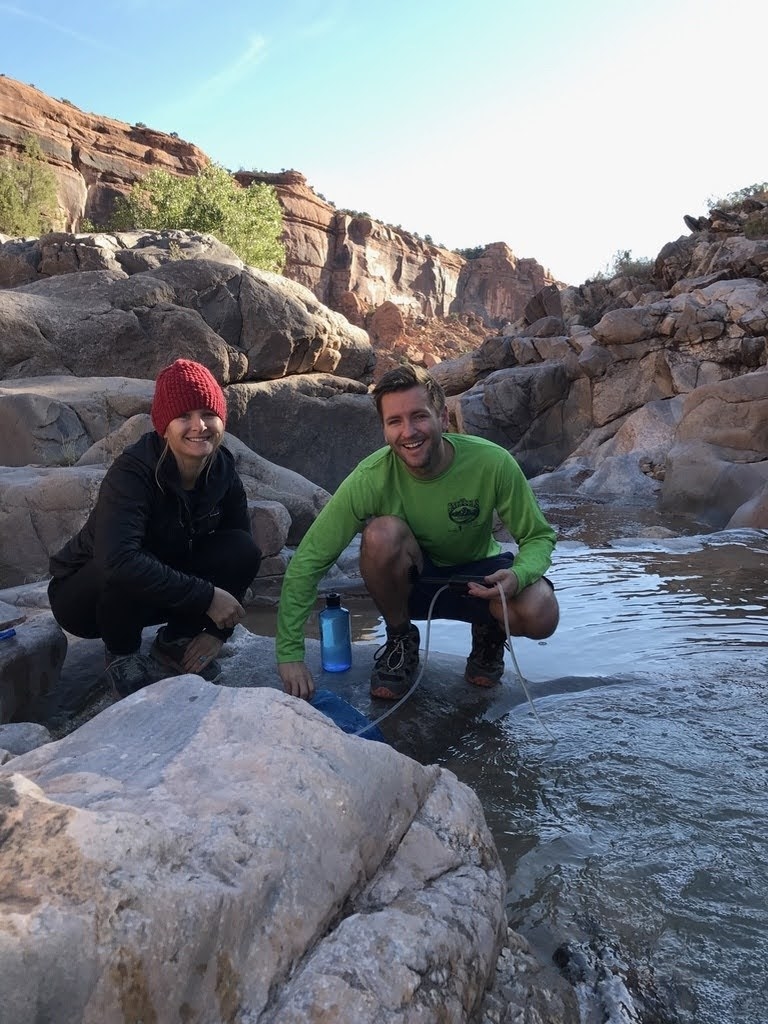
[448,498,479,526]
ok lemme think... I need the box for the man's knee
[508,578,559,639]
[361,516,415,558]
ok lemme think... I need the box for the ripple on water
[450,672,768,1024]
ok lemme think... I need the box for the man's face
[379,385,450,479]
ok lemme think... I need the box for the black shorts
[408,551,553,625]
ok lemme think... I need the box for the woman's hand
[206,587,245,630]
[182,632,223,674]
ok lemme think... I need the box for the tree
[109,163,286,272]
[0,135,61,237]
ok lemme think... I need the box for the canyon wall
[236,170,558,326]
[0,76,207,229]
[0,76,557,326]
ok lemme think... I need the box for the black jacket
[49,432,250,617]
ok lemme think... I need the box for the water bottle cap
[325,593,341,608]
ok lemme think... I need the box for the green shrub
[454,245,486,260]
[607,248,654,279]
[109,163,286,272]
[0,134,61,237]
[707,181,768,213]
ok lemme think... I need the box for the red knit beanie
[151,359,227,437]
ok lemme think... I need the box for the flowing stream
[248,499,768,1023]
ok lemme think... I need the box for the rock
[0,465,104,587]
[0,612,66,724]
[0,376,155,466]
[661,440,768,528]
[0,242,374,386]
[0,677,506,1023]
[223,432,329,544]
[454,242,557,327]
[247,499,291,558]
[75,413,154,466]
[0,721,51,754]
[368,300,406,347]
[226,374,383,491]
[725,482,768,529]
[0,600,26,630]
[454,362,589,477]
[672,371,768,454]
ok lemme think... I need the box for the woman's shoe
[102,651,162,700]
[150,627,221,681]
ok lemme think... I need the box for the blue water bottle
[319,593,352,672]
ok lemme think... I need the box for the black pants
[48,529,261,656]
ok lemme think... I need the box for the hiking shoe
[370,625,420,700]
[102,651,161,701]
[150,627,221,681]
[464,621,507,687]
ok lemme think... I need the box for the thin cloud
[0,2,109,49]
[299,16,337,39]
[195,35,267,99]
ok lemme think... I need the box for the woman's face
[164,408,224,466]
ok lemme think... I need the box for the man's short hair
[372,364,446,419]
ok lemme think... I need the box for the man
[276,365,559,700]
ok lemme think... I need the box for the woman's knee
[195,529,261,583]
[48,575,102,638]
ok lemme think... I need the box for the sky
[2,0,767,285]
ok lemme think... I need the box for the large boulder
[0,465,104,586]
[226,374,383,491]
[452,362,592,476]
[0,376,155,467]
[0,240,375,386]
[660,372,768,526]
[0,678,506,1023]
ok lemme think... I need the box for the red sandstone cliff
[0,76,207,229]
[236,171,558,329]
[0,76,558,332]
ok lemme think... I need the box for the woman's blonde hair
[154,438,222,491]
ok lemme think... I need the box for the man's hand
[466,568,520,602]
[278,661,315,700]
[207,587,245,630]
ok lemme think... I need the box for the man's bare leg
[488,577,559,639]
[359,516,422,630]
[360,517,425,700]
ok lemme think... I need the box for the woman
[48,358,261,699]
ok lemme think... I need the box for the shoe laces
[374,632,413,671]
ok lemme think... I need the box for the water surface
[249,502,768,1023]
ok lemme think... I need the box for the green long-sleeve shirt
[276,433,556,662]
